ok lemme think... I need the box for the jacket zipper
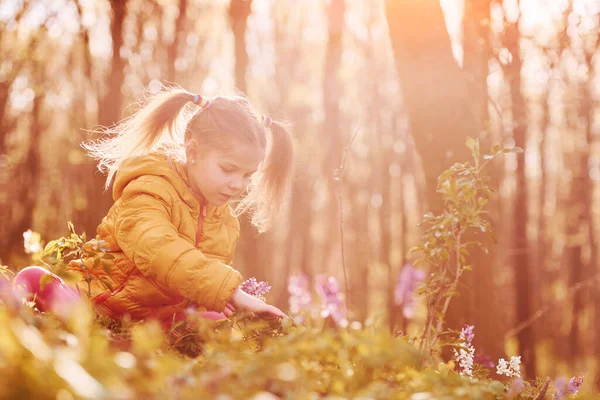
[195,201,207,247]
[166,156,207,248]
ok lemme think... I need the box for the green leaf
[466,137,475,151]
[99,276,114,292]
[43,240,59,255]
[67,221,76,234]
[101,259,112,274]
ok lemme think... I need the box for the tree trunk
[167,0,187,83]
[78,0,128,238]
[7,81,45,251]
[460,0,505,361]
[321,0,345,276]
[229,0,252,94]
[385,0,503,360]
[566,50,595,368]
[270,3,314,306]
[504,16,536,378]
[228,0,268,280]
[536,79,550,339]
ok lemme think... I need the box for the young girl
[15,87,293,325]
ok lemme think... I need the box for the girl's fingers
[226,303,236,312]
[223,307,233,318]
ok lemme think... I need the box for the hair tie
[262,115,273,128]
[192,94,211,109]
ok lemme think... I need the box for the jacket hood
[112,152,232,219]
[112,153,198,210]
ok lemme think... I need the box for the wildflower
[23,229,42,254]
[461,325,475,344]
[315,274,347,326]
[240,277,271,301]
[508,378,525,397]
[287,275,312,315]
[89,239,109,253]
[496,356,521,378]
[394,264,425,319]
[553,377,567,400]
[553,376,584,399]
[393,325,405,337]
[568,376,584,394]
[453,324,475,377]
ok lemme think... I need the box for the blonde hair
[83,86,294,232]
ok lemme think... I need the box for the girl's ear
[186,139,200,162]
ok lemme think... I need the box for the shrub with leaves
[408,138,523,360]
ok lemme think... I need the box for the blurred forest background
[1,0,599,387]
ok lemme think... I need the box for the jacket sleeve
[113,176,242,312]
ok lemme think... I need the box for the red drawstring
[195,202,207,246]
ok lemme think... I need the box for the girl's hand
[228,287,286,318]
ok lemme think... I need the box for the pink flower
[315,275,347,325]
[508,378,525,397]
[287,275,312,315]
[554,376,584,399]
[569,376,584,394]
[240,277,271,300]
[394,264,425,318]
[461,325,475,345]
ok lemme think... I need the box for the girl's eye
[221,166,234,173]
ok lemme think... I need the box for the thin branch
[504,273,600,338]
[429,231,463,351]
[334,124,361,312]
[533,378,551,400]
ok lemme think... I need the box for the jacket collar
[166,156,223,219]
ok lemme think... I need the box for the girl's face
[187,142,265,207]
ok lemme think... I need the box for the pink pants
[13,266,226,322]
[14,266,81,317]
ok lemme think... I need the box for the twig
[533,377,551,400]
[334,124,361,312]
[505,273,600,338]
[429,231,463,351]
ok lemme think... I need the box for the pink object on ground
[13,266,81,316]
[13,266,229,326]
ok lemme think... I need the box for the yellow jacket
[75,153,242,321]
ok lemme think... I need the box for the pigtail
[236,119,294,233]
[83,87,199,189]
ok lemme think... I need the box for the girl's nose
[229,176,244,190]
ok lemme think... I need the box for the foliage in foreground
[1,139,598,399]
[0,293,597,400]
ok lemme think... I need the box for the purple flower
[508,378,525,397]
[315,275,347,325]
[568,376,584,394]
[461,325,475,345]
[553,377,568,400]
[287,275,312,316]
[240,277,271,300]
[394,264,425,318]
[553,376,584,399]
[454,324,476,376]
